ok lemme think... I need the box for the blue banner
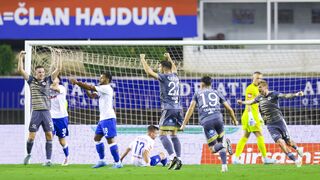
[0,1,197,39]
[0,77,319,109]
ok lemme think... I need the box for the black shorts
[29,110,53,132]
[159,109,183,131]
[267,119,291,143]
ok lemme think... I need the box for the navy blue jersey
[192,89,226,124]
[254,91,284,124]
[158,73,182,110]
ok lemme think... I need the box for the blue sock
[110,143,120,163]
[219,148,227,164]
[150,155,161,166]
[63,145,69,158]
[95,142,105,160]
[171,135,181,158]
[287,152,296,161]
[160,158,168,166]
[214,143,224,152]
[160,135,174,156]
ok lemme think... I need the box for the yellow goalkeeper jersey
[241,83,263,132]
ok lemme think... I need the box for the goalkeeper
[233,72,275,164]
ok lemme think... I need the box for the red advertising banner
[201,143,320,164]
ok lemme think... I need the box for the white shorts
[131,157,149,167]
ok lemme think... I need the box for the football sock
[109,143,120,163]
[62,144,69,158]
[287,152,296,161]
[26,139,34,155]
[171,135,181,158]
[95,141,105,160]
[292,145,298,150]
[213,143,224,153]
[219,148,227,164]
[46,140,53,160]
[160,135,174,157]
[150,155,161,166]
[235,137,248,158]
[257,136,267,157]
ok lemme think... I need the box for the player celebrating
[70,72,123,168]
[50,75,69,166]
[120,125,168,167]
[19,50,61,166]
[233,72,275,164]
[140,53,183,170]
[237,80,304,167]
[180,76,238,172]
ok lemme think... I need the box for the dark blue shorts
[267,120,291,143]
[29,110,53,132]
[95,118,117,138]
[202,118,224,146]
[159,109,184,131]
[52,117,69,138]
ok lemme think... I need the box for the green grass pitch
[0,164,319,180]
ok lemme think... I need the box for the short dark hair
[160,60,172,69]
[200,76,212,86]
[34,65,44,70]
[259,79,268,88]
[253,71,262,75]
[102,72,112,82]
[147,125,159,132]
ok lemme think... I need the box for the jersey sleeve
[253,95,262,103]
[95,85,112,96]
[46,75,53,84]
[142,141,153,153]
[58,85,66,95]
[273,91,281,99]
[157,73,165,82]
[192,92,198,104]
[216,91,227,104]
[27,75,33,84]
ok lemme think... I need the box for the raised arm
[50,84,61,93]
[86,90,98,99]
[51,50,62,80]
[278,91,304,99]
[17,51,29,80]
[237,99,257,106]
[223,102,238,125]
[120,147,131,162]
[140,54,159,79]
[180,100,196,131]
[69,78,96,91]
[164,53,177,73]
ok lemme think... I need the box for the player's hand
[295,91,304,97]
[232,120,238,126]
[179,124,186,131]
[140,54,145,59]
[69,78,78,85]
[237,100,243,105]
[164,53,170,59]
[19,51,26,59]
